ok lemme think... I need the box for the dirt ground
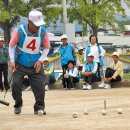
[0,88,130,130]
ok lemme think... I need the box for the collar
[86,61,93,64]
[24,24,38,35]
[114,60,119,65]
[89,43,97,47]
[61,43,68,47]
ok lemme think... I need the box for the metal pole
[62,0,67,34]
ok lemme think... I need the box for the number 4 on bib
[26,39,36,51]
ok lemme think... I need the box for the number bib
[22,36,40,54]
[19,25,41,54]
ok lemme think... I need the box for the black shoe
[34,110,46,116]
[14,107,22,114]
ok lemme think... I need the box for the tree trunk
[2,22,11,46]
[92,26,98,37]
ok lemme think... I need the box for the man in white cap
[101,51,123,89]
[82,52,98,90]
[76,46,84,71]
[59,34,76,89]
[9,10,50,116]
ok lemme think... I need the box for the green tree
[67,0,130,36]
[0,0,61,45]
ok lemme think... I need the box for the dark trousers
[12,64,45,112]
[97,63,101,81]
[105,67,121,82]
[78,66,83,71]
[43,75,56,86]
[84,74,98,85]
[63,76,79,89]
[61,64,68,88]
[0,63,10,91]
[23,78,30,88]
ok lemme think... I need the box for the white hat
[29,10,45,27]
[78,47,84,50]
[0,37,4,41]
[61,34,67,40]
[112,52,119,57]
[43,57,49,61]
[88,52,94,57]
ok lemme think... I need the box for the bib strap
[38,27,41,37]
[21,25,27,36]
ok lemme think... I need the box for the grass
[123,73,130,80]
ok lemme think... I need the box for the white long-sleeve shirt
[84,44,106,63]
[66,67,79,77]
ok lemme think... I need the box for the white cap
[61,34,67,40]
[88,52,94,57]
[43,57,49,61]
[0,37,4,41]
[112,52,119,57]
[28,10,45,27]
[78,47,84,50]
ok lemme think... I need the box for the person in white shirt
[64,60,80,89]
[84,34,105,81]
[82,53,98,90]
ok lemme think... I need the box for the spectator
[82,53,98,90]
[43,58,56,91]
[100,52,123,89]
[59,34,76,89]
[64,60,80,89]
[0,39,10,92]
[76,46,84,71]
[84,34,105,81]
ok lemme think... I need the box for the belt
[18,64,34,69]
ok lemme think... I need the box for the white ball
[38,110,43,116]
[84,109,89,115]
[72,112,78,118]
[117,108,123,114]
[101,109,107,115]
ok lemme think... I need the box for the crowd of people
[59,34,123,90]
[0,10,124,116]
